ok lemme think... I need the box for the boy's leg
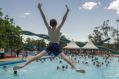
[13,50,47,70]
[22,50,47,66]
[60,52,85,73]
[60,52,76,69]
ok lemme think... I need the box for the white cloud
[107,0,119,14]
[19,12,32,18]
[24,12,32,15]
[81,2,97,10]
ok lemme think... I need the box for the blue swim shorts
[45,42,62,56]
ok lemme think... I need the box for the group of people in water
[33,53,119,72]
[2,52,119,76]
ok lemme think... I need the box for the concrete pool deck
[0,56,33,62]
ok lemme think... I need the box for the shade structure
[82,39,98,49]
[64,40,80,49]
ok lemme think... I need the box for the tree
[0,8,23,55]
[24,38,46,50]
[89,27,103,45]
[90,20,119,51]
[0,8,3,18]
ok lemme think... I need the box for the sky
[0,0,119,42]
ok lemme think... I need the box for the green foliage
[0,8,3,18]
[90,20,119,51]
[24,38,46,50]
[0,8,23,50]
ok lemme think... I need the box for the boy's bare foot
[75,69,85,73]
[13,65,24,70]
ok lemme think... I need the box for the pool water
[0,56,119,79]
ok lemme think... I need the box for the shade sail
[82,39,98,49]
[64,40,80,49]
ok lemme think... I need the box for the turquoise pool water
[0,56,119,79]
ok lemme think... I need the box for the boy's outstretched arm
[58,5,69,30]
[38,3,50,29]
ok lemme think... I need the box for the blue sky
[0,0,119,42]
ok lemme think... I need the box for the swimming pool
[0,56,119,79]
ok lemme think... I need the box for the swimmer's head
[50,19,57,28]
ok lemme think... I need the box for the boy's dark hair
[50,19,57,27]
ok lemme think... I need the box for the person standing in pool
[13,3,85,73]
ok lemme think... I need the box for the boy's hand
[65,5,69,11]
[38,3,42,9]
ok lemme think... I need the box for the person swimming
[13,68,17,76]
[3,65,7,71]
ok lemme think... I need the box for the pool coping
[0,56,53,66]
[0,60,26,66]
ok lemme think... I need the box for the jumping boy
[13,3,85,73]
